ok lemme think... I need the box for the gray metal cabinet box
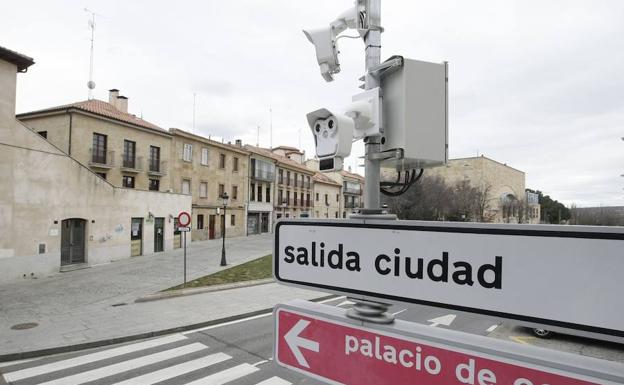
[380,58,448,170]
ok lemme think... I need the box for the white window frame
[201,148,209,166]
[182,179,191,195]
[183,143,193,162]
[199,182,208,198]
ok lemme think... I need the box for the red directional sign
[275,305,613,385]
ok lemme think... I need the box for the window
[287,190,290,205]
[306,176,311,188]
[294,193,298,206]
[266,185,271,203]
[257,184,262,202]
[219,153,226,169]
[96,172,107,180]
[232,185,238,200]
[38,131,47,139]
[325,194,329,205]
[301,174,305,187]
[231,214,235,226]
[286,171,291,186]
[278,169,283,184]
[316,193,319,201]
[182,179,191,194]
[197,214,204,230]
[201,148,209,165]
[149,179,159,191]
[123,140,136,168]
[294,173,298,187]
[122,176,135,188]
[300,192,304,207]
[150,146,161,172]
[219,184,225,197]
[306,193,310,207]
[336,194,339,202]
[233,157,239,172]
[251,183,256,201]
[335,212,339,218]
[200,182,208,198]
[92,133,107,163]
[183,143,193,162]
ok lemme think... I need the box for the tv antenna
[84,8,99,99]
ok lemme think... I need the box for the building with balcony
[169,130,249,241]
[17,89,172,192]
[312,172,342,218]
[271,150,314,221]
[244,145,277,235]
[305,159,365,218]
[0,46,190,283]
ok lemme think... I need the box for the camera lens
[315,124,321,132]
[328,119,334,129]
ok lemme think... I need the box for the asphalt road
[2,297,622,385]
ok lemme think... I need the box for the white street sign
[273,219,624,339]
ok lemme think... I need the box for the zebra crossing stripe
[185,363,259,385]
[3,334,187,382]
[37,343,207,385]
[111,352,231,385]
[256,376,293,385]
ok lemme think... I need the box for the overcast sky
[2,0,623,207]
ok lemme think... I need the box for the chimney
[235,139,242,147]
[116,95,128,113]
[108,89,119,105]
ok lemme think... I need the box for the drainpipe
[67,109,73,155]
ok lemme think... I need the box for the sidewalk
[0,234,327,359]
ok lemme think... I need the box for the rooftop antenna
[257,125,260,147]
[85,8,97,100]
[192,93,196,133]
[298,125,302,150]
[269,106,273,149]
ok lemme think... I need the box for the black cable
[380,169,424,196]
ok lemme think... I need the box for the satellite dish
[87,80,96,90]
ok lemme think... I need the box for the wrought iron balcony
[148,159,167,176]
[89,149,114,168]
[120,154,143,172]
[251,169,275,182]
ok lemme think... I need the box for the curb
[135,278,275,303]
[0,294,338,363]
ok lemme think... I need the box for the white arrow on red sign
[284,319,319,368]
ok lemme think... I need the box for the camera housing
[307,108,354,171]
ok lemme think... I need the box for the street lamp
[220,192,229,266]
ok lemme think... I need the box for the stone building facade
[0,46,190,283]
[169,130,249,240]
[312,172,342,218]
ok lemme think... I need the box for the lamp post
[220,192,229,266]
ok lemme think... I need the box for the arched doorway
[61,218,86,266]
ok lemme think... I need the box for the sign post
[177,212,192,287]
[274,300,624,385]
[274,219,624,341]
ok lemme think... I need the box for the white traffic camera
[302,4,365,82]
[307,108,353,171]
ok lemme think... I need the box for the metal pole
[363,0,382,212]
[346,0,394,325]
[220,205,227,266]
[183,231,187,287]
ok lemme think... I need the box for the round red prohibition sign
[177,211,191,227]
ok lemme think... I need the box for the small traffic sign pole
[177,212,191,288]
[183,230,186,287]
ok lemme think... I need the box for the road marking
[3,334,188,382]
[184,297,343,335]
[252,359,269,367]
[37,343,207,385]
[256,376,292,385]
[0,357,40,368]
[391,309,407,316]
[336,300,355,307]
[486,324,498,333]
[185,363,259,385]
[184,313,273,334]
[111,352,231,385]
[427,314,456,327]
[510,336,536,345]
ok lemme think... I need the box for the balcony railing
[148,159,168,176]
[89,149,115,168]
[120,154,143,172]
[343,186,362,195]
[251,169,275,182]
[345,201,357,209]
